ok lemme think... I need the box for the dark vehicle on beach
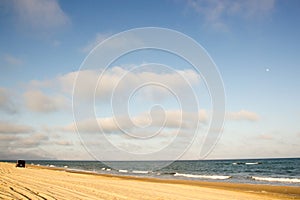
[16,160,25,168]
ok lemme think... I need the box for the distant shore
[0,162,299,200]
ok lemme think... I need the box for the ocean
[3,158,300,186]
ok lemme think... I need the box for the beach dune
[0,162,299,200]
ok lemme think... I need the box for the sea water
[4,158,300,186]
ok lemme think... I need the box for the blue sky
[0,0,299,160]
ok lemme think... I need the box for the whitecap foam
[245,162,260,165]
[252,176,300,183]
[132,170,149,174]
[118,170,128,173]
[174,173,231,180]
[106,168,111,171]
[232,162,243,165]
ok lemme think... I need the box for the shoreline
[33,164,300,198]
[1,162,299,199]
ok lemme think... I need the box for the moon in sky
[265,68,270,72]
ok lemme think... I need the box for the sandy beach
[0,162,299,200]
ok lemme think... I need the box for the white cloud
[227,110,259,121]
[186,0,275,30]
[23,90,68,113]
[9,0,70,32]
[66,67,201,102]
[23,66,203,124]
[0,121,34,133]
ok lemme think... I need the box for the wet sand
[0,162,299,199]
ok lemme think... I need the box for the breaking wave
[174,173,231,180]
[251,176,300,183]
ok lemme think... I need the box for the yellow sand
[0,162,299,200]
